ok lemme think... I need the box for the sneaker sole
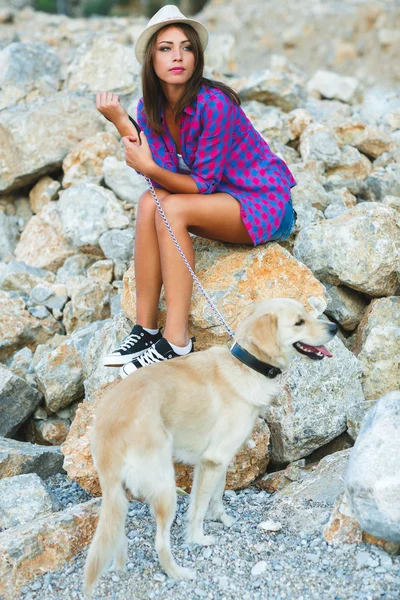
[120,364,138,378]
[103,349,153,367]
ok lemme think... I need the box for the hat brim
[134,18,209,65]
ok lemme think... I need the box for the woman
[96,5,296,378]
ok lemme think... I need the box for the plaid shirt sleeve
[190,93,235,194]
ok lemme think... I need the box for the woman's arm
[96,92,139,140]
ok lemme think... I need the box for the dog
[84,298,337,593]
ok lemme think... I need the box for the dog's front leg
[186,459,226,545]
[206,471,235,528]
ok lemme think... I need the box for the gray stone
[307,70,361,104]
[299,124,342,169]
[99,228,135,262]
[0,365,42,437]
[103,156,148,204]
[325,145,372,195]
[242,101,290,145]
[6,347,33,379]
[238,68,307,112]
[0,42,60,111]
[0,212,18,259]
[277,449,351,505]
[264,336,365,463]
[0,91,104,193]
[0,473,58,529]
[55,254,90,284]
[293,204,400,297]
[290,172,330,211]
[0,260,55,294]
[62,278,113,335]
[0,437,64,479]
[57,184,130,252]
[364,163,400,201]
[83,314,132,396]
[29,283,68,312]
[305,97,353,124]
[324,285,368,331]
[345,391,400,543]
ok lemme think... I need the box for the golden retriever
[84,298,337,593]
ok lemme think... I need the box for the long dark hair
[141,22,240,134]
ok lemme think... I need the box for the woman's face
[152,25,195,88]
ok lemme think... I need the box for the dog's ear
[248,313,283,362]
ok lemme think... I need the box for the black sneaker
[102,324,163,367]
[119,336,195,378]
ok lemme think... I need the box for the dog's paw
[167,565,196,580]
[186,533,216,546]
[220,513,236,528]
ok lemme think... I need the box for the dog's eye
[295,319,305,326]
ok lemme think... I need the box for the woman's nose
[172,49,183,61]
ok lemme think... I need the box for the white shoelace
[119,333,142,351]
[136,345,167,367]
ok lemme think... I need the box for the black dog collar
[230,343,282,379]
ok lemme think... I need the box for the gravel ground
[17,476,400,600]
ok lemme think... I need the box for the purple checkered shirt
[136,84,296,246]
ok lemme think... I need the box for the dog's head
[235,298,337,370]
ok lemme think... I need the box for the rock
[28,176,60,214]
[276,449,351,505]
[0,498,100,598]
[354,297,400,402]
[334,121,395,159]
[7,347,33,379]
[0,91,104,193]
[87,259,114,283]
[324,285,368,331]
[25,417,70,446]
[242,101,290,145]
[0,260,55,294]
[325,188,357,216]
[382,195,400,213]
[0,473,58,529]
[264,336,364,463]
[122,242,327,349]
[290,172,330,212]
[325,145,372,195]
[62,132,120,188]
[287,108,313,140]
[323,492,363,546]
[257,459,311,493]
[29,282,68,312]
[14,203,75,272]
[0,42,60,111]
[66,36,140,93]
[0,291,63,361]
[251,561,267,576]
[205,32,236,73]
[55,253,91,284]
[62,278,113,335]
[299,123,342,169]
[34,320,106,412]
[0,437,64,479]
[305,97,352,124]
[103,155,148,204]
[0,212,18,259]
[83,314,132,397]
[345,391,400,543]
[307,70,361,104]
[57,183,130,254]
[237,68,307,112]
[364,163,400,201]
[98,228,135,262]
[257,520,282,532]
[293,204,400,297]
[0,365,42,437]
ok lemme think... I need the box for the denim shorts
[268,200,297,242]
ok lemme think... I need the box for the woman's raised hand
[95,92,129,126]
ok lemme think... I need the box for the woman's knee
[155,194,187,232]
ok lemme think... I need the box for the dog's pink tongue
[315,345,333,358]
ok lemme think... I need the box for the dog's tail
[84,479,128,595]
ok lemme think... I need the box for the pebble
[251,560,268,576]
[356,551,380,569]
[30,582,42,591]
[257,519,282,532]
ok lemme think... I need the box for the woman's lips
[170,68,184,73]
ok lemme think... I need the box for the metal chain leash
[143,175,236,339]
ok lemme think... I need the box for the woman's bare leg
[134,188,168,329]
[154,193,252,347]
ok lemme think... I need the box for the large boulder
[293,203,400,297]
[237,68,307,112]
[0,437,64,479]
[345,391,400,543]
[0,498,100,598]
[62,132,120,188]
[62,278,113,335]
[0,91,104,193]
[307,70,361,104]
[103,155,148,204]
[122,241,328,349]
[354,297,400,401]
[0,473,58,529]
[0,260,55,294]
[264,337,365,463]
[0,365,42,438]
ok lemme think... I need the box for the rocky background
[0,0,399,598]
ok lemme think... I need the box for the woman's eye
[160,47,170,51]
[183,45,193,51]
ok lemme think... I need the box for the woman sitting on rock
[96,4,296,377]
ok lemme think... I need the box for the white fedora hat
[134,4,209,65]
